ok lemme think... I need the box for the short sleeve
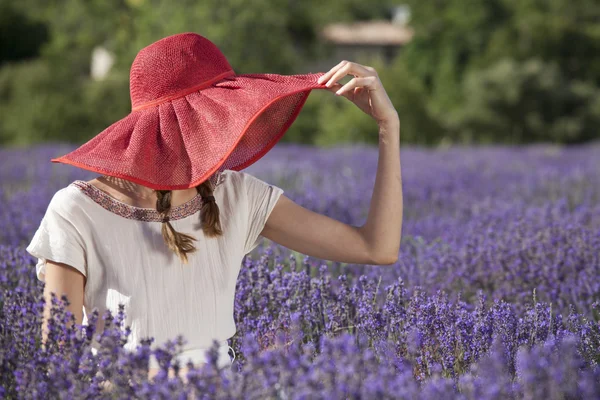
[25,188,88,282]
[237,171,284,254]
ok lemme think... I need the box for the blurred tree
[0,2,49,65]
[0,0,394,146]
[400,0,600,144]
[0,58,131,146]
[456,58,600,144]
[483,0,600,84]
[0,60,85,146]
[2,0,599,146]
[315,54,444,147]
[399,0,511,115]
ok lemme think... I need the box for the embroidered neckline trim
[69,171,226,222]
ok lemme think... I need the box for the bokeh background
[2,0,600,148]
[2,1,600,398]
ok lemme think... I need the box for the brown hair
[154,178,223,263]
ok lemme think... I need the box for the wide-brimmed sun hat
[51,32,328,190]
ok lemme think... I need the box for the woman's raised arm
[261,60,402,265]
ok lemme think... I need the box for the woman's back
[26,168,284,371]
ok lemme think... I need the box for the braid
[196,178,223,237]
[154,175,223,263]
[155,189,198,264]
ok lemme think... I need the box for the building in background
[315,5,413,70]
[91,46,115,81]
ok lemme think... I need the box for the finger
[325,82,342,92]
[335,76,378,96]
[324,61,376,88]
[325,83,354,100]
[317,60,349,84]
[324,62,352,88]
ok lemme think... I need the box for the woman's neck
[88,175,199,209]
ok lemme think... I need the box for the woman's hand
[317,60,399,126]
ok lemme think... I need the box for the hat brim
[52,72,329,190]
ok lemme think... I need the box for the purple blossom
[1,142,599,397]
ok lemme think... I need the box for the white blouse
[26,169,284,357]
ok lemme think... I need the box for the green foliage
[377,56,446,146]
[0,59,84,146]
[0,0,392,147]
[1,0,599,147]
[314,55,444,147]
[316,89,377,147]
[80,70,132,139]
[0,2,49,66]
[482,0,600,82]
[0,58,131,146]
[399,0,600,144]
[455,58,600,144]
[399,0,510,114]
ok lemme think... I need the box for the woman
[25,32,402,383]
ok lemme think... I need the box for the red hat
[51,32,328,190]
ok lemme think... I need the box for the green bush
[454,58,600,144]
[2,0,600,148]
[0,59,82,146]
[80,69,131,140]
[0,3,48,65]
[314,55,445,147]
[0,59,130,146]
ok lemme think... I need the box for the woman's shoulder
[218,169,263,195]
[46,182,93,216]
[223,168,283,192]
[51,183,82,203]
[218,169,246,189]
[220,168,264,187]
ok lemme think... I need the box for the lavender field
[1,142,599,399]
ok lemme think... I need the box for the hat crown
[129,33,233,110]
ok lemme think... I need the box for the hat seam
[132,70,235,112]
